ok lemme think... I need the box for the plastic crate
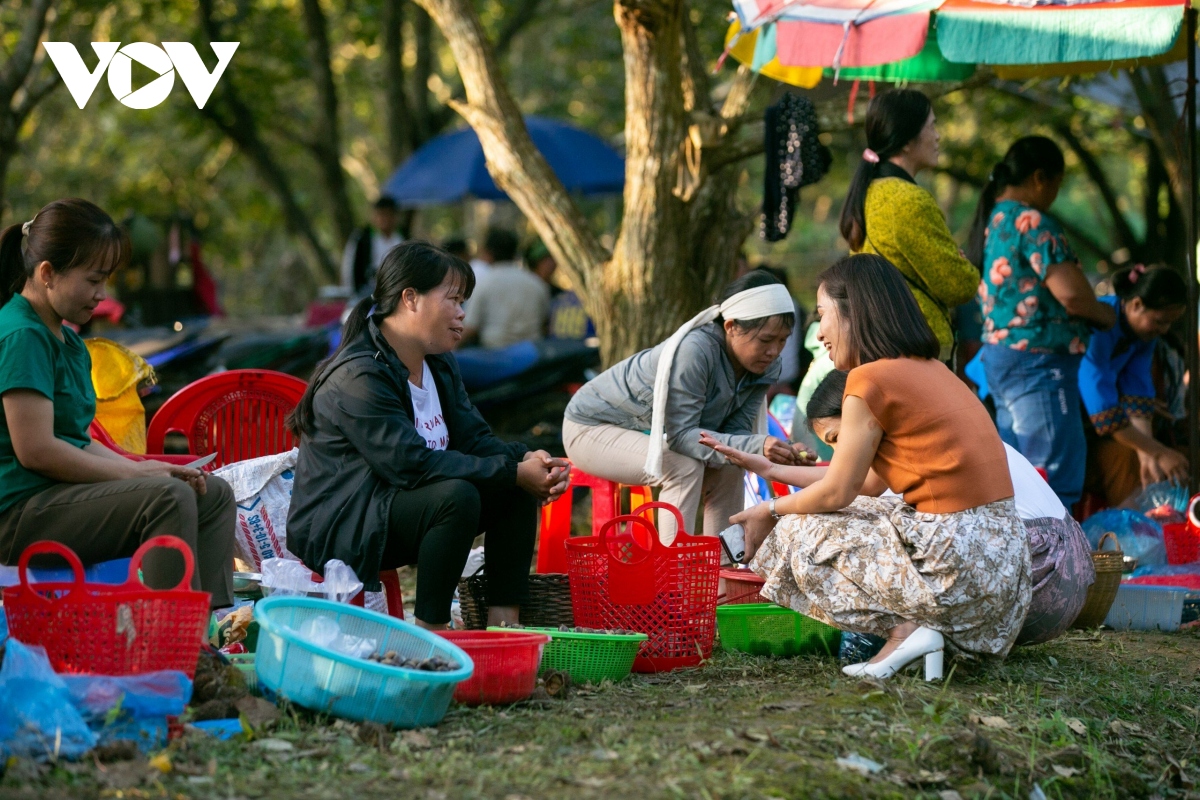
[1163,522,1200,565]
[490,626,647,685]
[1104,584,1187,632]
[716,603,841,657]
[254,596,473,728]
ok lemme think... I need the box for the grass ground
[3,627,1199,800]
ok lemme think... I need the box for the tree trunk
[411,5,435,148]
[300,0,355,244]
[197,0,339,284]
[413,0,763,366]
[0,0,57,224]
[382,0,411,169]
[1130,66,1187,208]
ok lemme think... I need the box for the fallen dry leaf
[1052,765,1081,778]
[970,715,1011,729]
[236,696,280,730]
[1065,718,1087,736]
[253,738,293,752]
[742,730,770,743]
[761,701,806,712]
[401,730,432,750]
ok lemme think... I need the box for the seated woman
[709,369,1093,646]
[1079,264,1188,506]
[0,199,235,606]
[720,254,1031,680]
[562,270,803,541]
[287,241,569,630]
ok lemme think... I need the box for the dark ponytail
[838,89,932,252]
[0,198,128,308]
[966,136,1065,268]
[287,240,476,437]
[1113,263,1187,311]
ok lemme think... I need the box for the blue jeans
[981,345,1085,508]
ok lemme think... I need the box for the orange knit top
[844,357,1013,514]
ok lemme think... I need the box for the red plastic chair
[536,467,653,574]
[89,420,196,466]
[312,568,406,620]
[146,370,307,470]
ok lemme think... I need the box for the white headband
[644,283,794,479]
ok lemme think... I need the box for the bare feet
[869,620,920,664]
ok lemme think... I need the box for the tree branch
[196,0,338,284]
[411,0,608,300]
[382,0,412,168]
[13,70,60,126]
[0,0,53,111]
[1053,122,1139,255]
[680,10,712,113]
[299,0,354,243]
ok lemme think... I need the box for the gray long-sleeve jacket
[564,322,779,466]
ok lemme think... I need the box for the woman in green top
[839,89,979,363]
[0,199,235,607]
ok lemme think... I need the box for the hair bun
[991,162,1012,184]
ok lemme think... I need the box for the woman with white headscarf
[562,271,804,541]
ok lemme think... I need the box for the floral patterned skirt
[751,496,1032,657]
[1018,513,1095,646]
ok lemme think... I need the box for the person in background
[287,241,569,629]
[970,137,1116,509]
[525,239,561,299]
[839,89,979,364]
[0,199,236,608]
[468,226,520,285]
[715,368,1093,647]
[461,229,550,349]
[1080,264,1188,506]
[564,271,802,542]
[342,195,403,294]
[718,254,1030,680]
[442,236,470,263]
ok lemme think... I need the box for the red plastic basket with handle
[565,502,720,673]
[2,536,211,677]
[718,568,766,605]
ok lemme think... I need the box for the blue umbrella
[382,116,624,205]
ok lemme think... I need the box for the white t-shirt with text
[410,361,449,451]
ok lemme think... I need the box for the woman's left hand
[730,501,776,563]
[525,450,571,505]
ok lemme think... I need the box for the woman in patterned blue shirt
[1079,265,1187,506]
[968,137,1116,508]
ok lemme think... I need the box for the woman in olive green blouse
[839,89,978,362]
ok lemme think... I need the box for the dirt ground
[3,627,1199,800]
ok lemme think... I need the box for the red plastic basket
[436,630,549,705]
[718,568,766,605]
[1165,515,1200,565]
[2,536,211,677]
[1125,574,1200,590]
[565,502,720,673]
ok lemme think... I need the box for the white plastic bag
[294,615,377,659]
[261,558,363,604]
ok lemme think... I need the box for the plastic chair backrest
[536,466,654,574]
[146,370,307,470]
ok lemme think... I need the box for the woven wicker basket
[458,570,574,630]
[1072,531,1124,629]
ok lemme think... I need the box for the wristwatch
[768,498,781,520]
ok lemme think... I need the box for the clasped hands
[516,450,571,505]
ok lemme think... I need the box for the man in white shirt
[341,196,404,293]
[461,228,550,349]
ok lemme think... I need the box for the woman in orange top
[717,254,1031,680]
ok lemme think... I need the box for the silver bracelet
[769,498,781,520]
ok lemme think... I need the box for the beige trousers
[562,419,744,541]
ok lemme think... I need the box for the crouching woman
[730,254,1031,679]
[287,241,568,629]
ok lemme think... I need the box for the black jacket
[287,316,529,590]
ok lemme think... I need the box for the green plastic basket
[488,627,647,685]
[716,604,841,657]
[227,652,257,691]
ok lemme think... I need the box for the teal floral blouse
[979,199,1090,355]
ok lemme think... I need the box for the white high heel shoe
[841,627,944,681]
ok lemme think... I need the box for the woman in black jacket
[287,241,569,629]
